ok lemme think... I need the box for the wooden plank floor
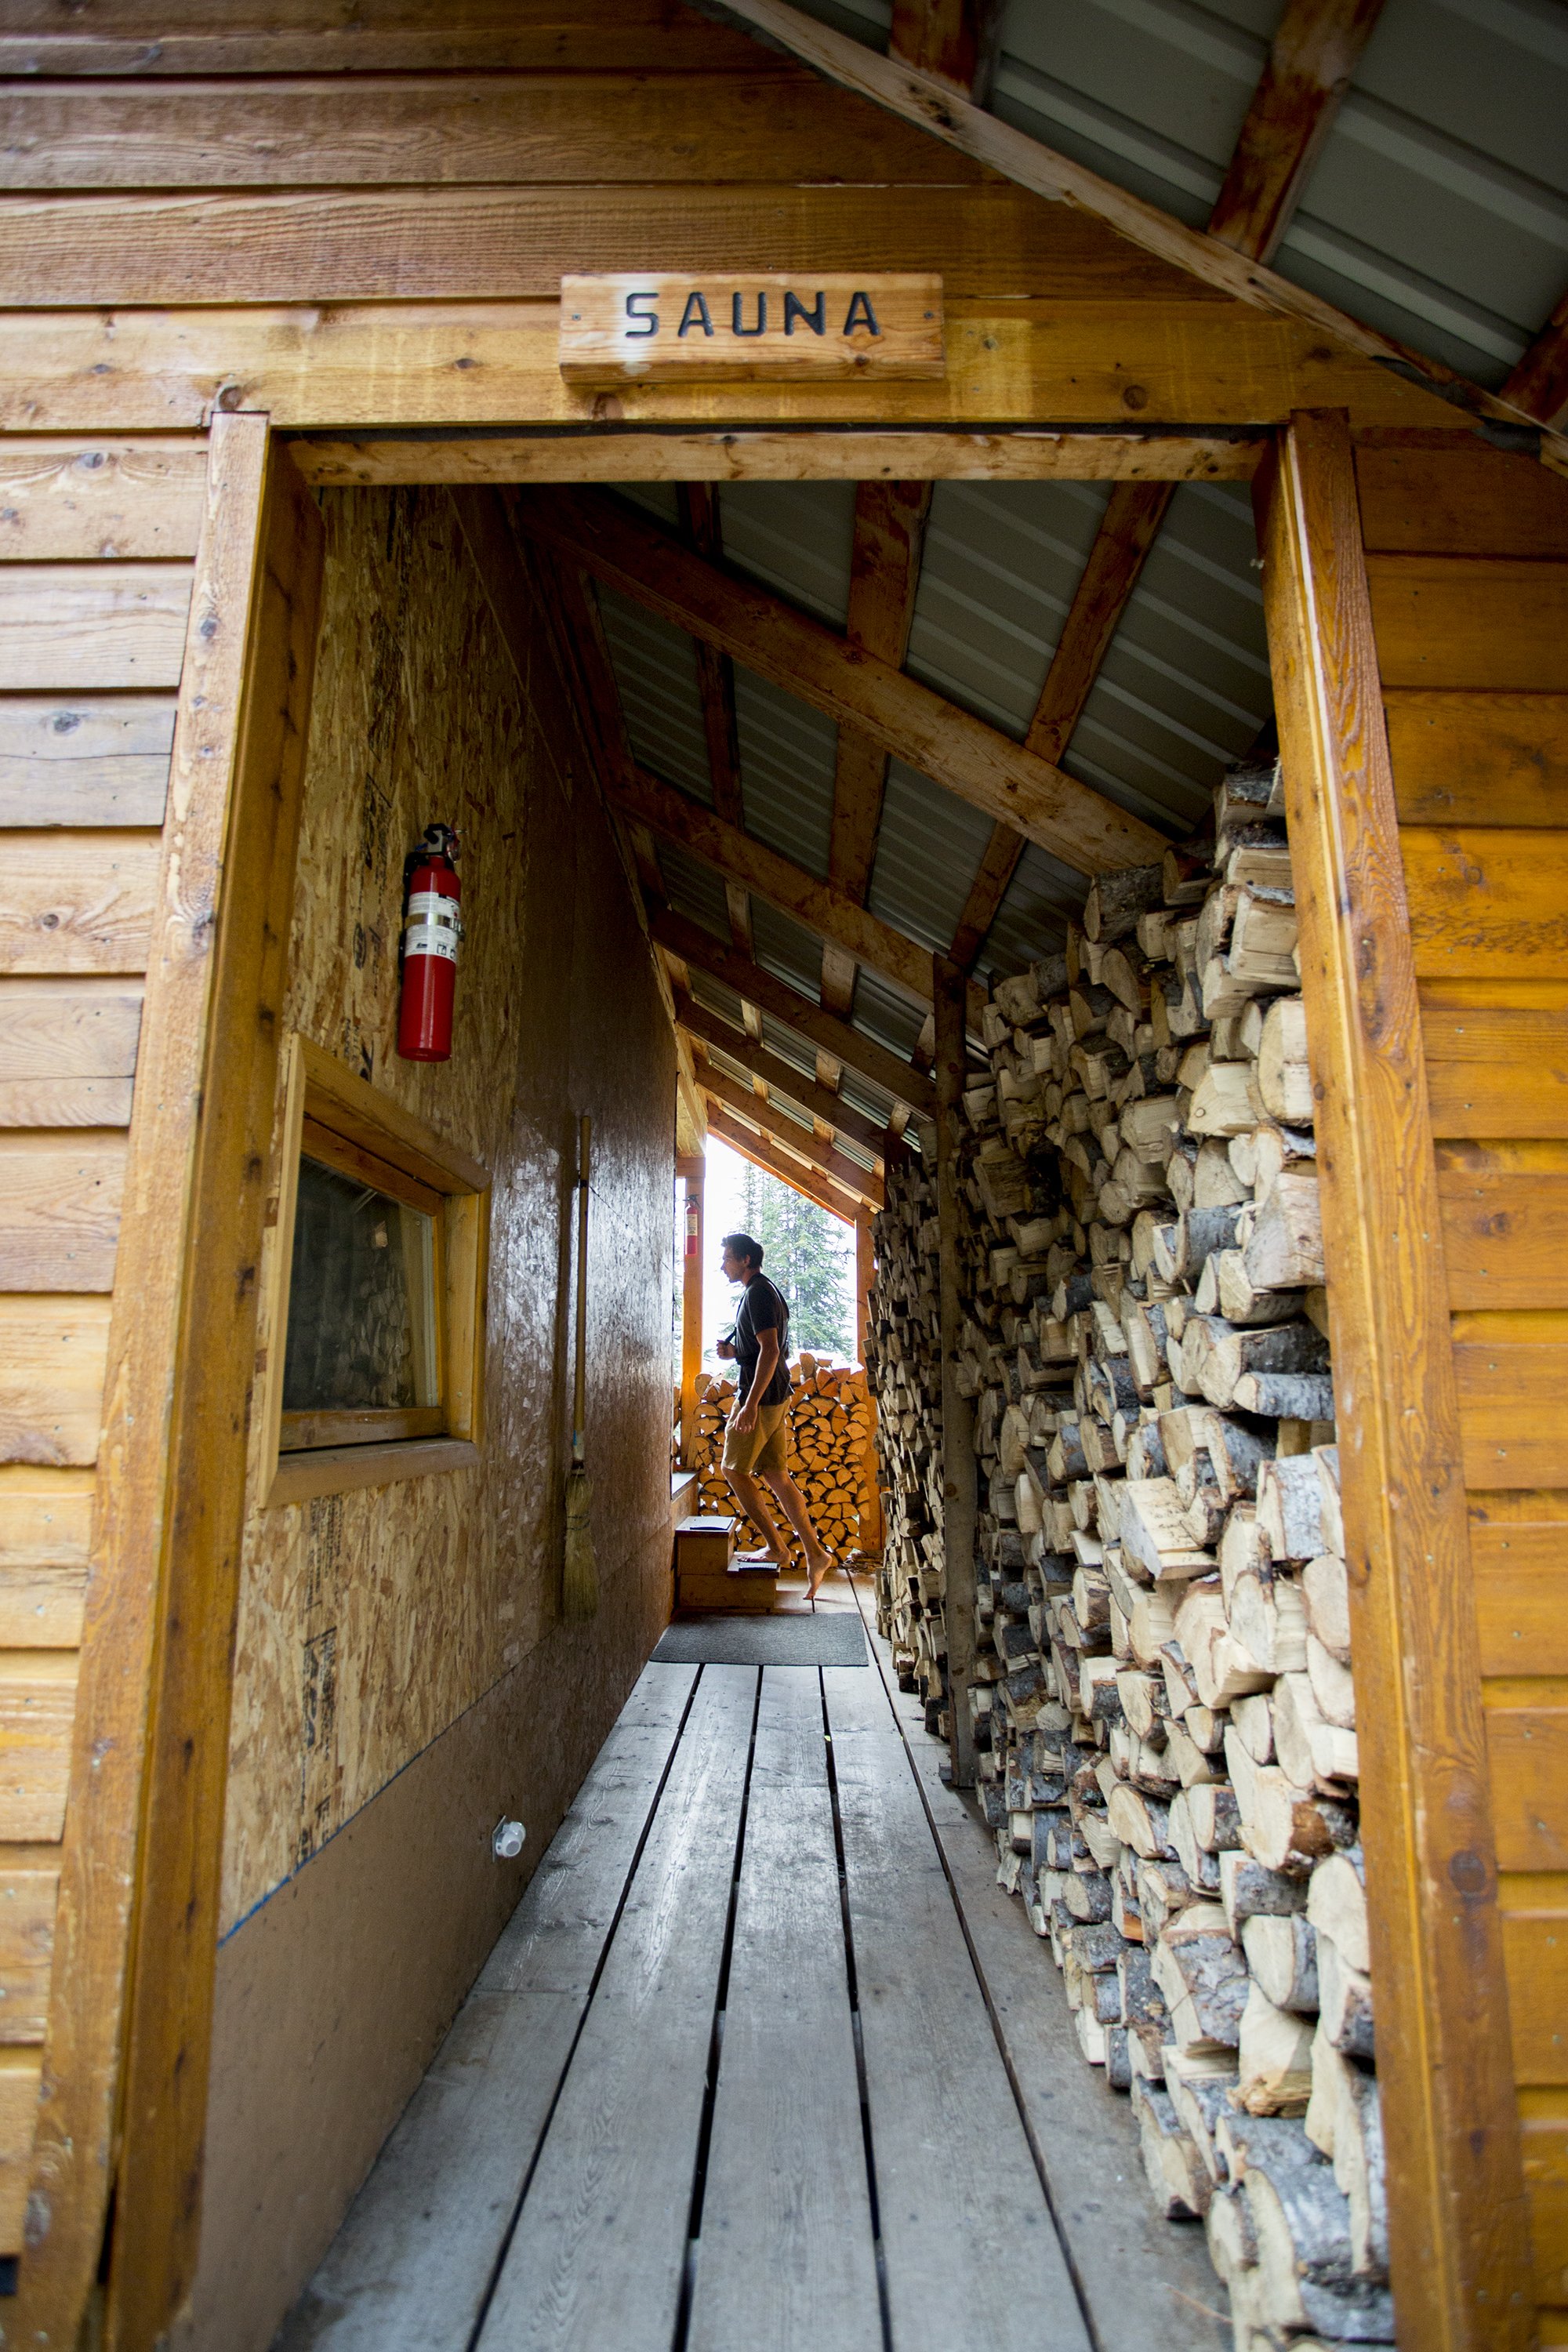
[279,1583,1229,2352]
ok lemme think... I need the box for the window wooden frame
[257,1033,490,1508]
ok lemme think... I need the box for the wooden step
[674,1513,737,1576]
[676,1559,780,1615]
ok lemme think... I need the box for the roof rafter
[614,761,987,1025]
[1505,289,1568,432]
[677,995,893,1159]
[706,0,1565,474]
[889,0,1001,104]
[949,477,1174,968]
[510,485,1168,875]
[676,482,753,958]
[692,1058,884,1207]
[822,477,932,1019]
[947,0,1388,974]
[1208,0,1388,267]
[652,909,938,1116]
[704,1101,864,1223]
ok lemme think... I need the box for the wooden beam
[950,0,1381,975]
[295,431,1269,488]
[948,819,1030,975]
[676,998,892,1160]
[695,1065,883,1207]
[889,0,1001,103]
[1259,408,1531,2350]
[704,1102,862,1224]
[706,0,1565,463]
[513,487,1169,876]
[1504,287,1568,432]
[949,478,1175,966]
[615,761,986,1018]
[17,430,325,2348]
[651,909,937,1116]
[1208,0,1388,267]
[680,1156,705,1468]
[823,478,932,1015]
[676,483,752,955]
[935,953,978,1788]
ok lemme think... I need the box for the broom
[563,1111,598,1621]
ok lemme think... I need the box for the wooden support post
[855,1213,884,1556]
[19,423,326,2350]
[934,955,976,1788]
[679,1152,705,1469]
[1259,408,1532,2350]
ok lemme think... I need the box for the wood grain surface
[824,1664,1093,2351]
[477,1668,755,2352]
[275,1664,699,2352]
[13,419,261,2347]
[687,1669,881,2352]
[0,442,206,561]
[0,694,176,829]
[1261,410,1531,2349]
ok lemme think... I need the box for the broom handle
[572,1112,590,1463]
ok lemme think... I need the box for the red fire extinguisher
[397,823,463,1062]
[685,1192,700,1258]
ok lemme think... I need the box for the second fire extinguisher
[398,822,463,1062]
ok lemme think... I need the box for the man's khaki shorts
[722,1399,789,1479]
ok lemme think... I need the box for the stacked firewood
[863,1156,947,1735]
[676,1355,876,1563]
[875,761,1392,2348]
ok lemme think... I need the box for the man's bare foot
[806,1549,833,1599]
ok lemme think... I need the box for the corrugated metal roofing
[597,469,1268,1000]
[590,0,1564,1162]
[788,0,1568,387]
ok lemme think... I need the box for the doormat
[653,1613,868,1667]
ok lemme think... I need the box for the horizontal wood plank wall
[0,434,205,2257]
[0,3,1490,438]
[1356,425,1568,2339]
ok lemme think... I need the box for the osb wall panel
[221,485,674,1933]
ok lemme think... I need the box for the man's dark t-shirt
[734,1274,792,1408]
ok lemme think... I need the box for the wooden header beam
[293,431,1269,489]
[652,909,938,1116]
[513,485,1168,875]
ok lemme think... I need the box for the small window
[257,1035,489,1505]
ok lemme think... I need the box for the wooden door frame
[1258,409,1530,2349]
[16,402,1537,2351]
[17,421,326,2352]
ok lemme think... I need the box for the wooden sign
[559,274,944,384]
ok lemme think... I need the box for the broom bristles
[563,1464,598,1621]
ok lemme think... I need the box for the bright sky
[681,1136,857,1374]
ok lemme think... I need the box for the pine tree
[730,1160,851,1359]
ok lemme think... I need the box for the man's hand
[731,1396,758,1439]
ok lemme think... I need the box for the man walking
[717,1232,833,1599]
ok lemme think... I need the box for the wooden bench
[673,1515,777,1614]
